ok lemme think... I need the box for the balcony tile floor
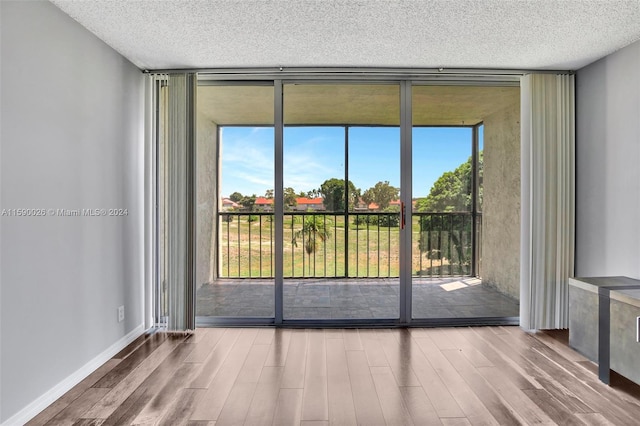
[196,277,519,320]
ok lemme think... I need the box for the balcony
[192,210,518,321]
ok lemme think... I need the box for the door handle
[401,202,406,230]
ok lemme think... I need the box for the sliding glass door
[282,83,401,320]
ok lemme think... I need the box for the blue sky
[220,125,482,198]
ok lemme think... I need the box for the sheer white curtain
[159,73,197,332]
[520,74,575,330]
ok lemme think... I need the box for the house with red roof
[254,197,274,211]
[295,197,325,211]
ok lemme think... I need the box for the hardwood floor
[28,327,640,425]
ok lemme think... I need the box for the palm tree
[292,215,332,275]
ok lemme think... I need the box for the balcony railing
[218,211,481,279]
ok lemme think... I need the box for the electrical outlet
[118,305,125,322]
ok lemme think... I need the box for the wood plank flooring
[28,327,640,426]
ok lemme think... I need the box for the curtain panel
[520,73,576,330]
[157,73,197,332]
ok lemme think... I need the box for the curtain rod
[142,66,574,78]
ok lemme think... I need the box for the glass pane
[349,127,400,279]
[411,85,519,320]
[283,83,400,320]
[283,126,345,278]
[412,127,473,278]
[195,84,275,318]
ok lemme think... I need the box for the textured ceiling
[50,0,640,71]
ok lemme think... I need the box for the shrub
[353,214,399,227]
[378,214,399,227]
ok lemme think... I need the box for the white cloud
[221,128,347,196]
[220,128,274,196]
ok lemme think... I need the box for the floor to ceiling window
[410,85,520,320]
[195,83,275,320]
[181,74,520,326]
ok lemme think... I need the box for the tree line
[227,151,481,214]
[228,179,400,212]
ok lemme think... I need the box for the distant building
[355,199,402,211]
[295,197,325,211]
[221,197,240,211]
[255,197,274,211]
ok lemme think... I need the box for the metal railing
[218,211,481,279]
[414,212,482,277]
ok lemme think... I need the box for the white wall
[575,40,640,279]
[0,1,145,423]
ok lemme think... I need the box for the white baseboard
[2,324,146,426]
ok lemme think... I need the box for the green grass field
[219,213,473,278]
